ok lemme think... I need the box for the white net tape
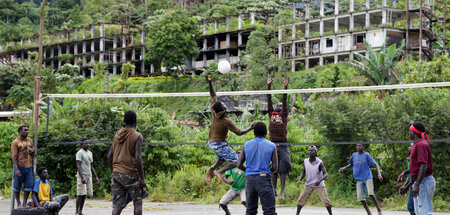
[44,82,450,99]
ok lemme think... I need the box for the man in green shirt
[219,149,246,215]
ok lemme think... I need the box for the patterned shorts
[42,195,64,210]
[111,172,144,209]
[207,141,238,162]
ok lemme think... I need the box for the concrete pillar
[278,44,282,59]
[292,24,296,39]
[366,12,370,29]
[350,52,354,60]
[319,56,323,66]
[335,17,339,34]
[91,37,95,64]
[131,49,136,76]
[91,25,95,38]
[113,36,117,75]
[393,1,396,8]
[305,39,310,56]
[238,14,242,29]
[214,52,218,62]
[226,33,230,48]
[83,28,86,39]
[334,0,339,15]
[251,12,255,24]
[215,37,219,50]
[238,33,242,46]
[82,40,86,67]
[203,38,207,50]
[365,51,369,59]
[305,3,310,19]
[334,54,338,63]
[21,52,24,61]
[75,28,78,40]
[320,0,324,17]
[59,32,62,42]
[226,50,230,62]
[382,0,386,7]
[151,64,154,73]
[305,58,309,69]
[100,24,104,63]
[350,15,354,31]
[305,22,310,37]
[226,17,230,31]
[20,39,24,47]
[366,0,370,9]
[215,20,218,33]
[320,20,324,36]
[291,60,295,72]
[66,31,69,40]
[350,0,354,12]
[382,10,386,26]
[74,43,78,65]
[58,45,62,67]
[203,53,207,67]
[43,48,46,60]
[122,35,126,63]
[203,20,207,35]
[35,38,38,46]
[50,48,54,68]
[278,26,282,42]
[335,35,339,52]
[291,42,296,57]
[141,31,145,75]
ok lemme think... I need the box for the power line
[44,82,450,99]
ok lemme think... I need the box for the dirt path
[1,199,449,215]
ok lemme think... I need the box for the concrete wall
[337,34,351,52]
[321,36,336,54]
[366,29,385,47]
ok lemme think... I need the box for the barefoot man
[205,75,254,184]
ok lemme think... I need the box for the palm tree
[348,39,405,85]
[89,61,110,93]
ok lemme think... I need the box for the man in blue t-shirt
[339,144,383,215]
[237,122,278,215]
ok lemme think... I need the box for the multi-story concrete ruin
[0,0,446,76]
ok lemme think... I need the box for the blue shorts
[13,167,34,192]
[207,141,238,162]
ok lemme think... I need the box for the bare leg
[133,201,142,215]
[296,205,302,215]
[215,162,236,184]
[22,191,30,207]
[206,159,225,184]
[326,205,332,215]
[76,195,87,215]
[279,173,286,200]
[369,195,382,215]
[219,204,231,215]
[14,191,22,208]
[361,200,372,215]
[271,173,278,197]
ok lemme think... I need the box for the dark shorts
[276,145,292,173]
[13,167,34,192]
[111,172,144,209]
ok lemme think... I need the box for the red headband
[272,111,281,115]
[410,124,430,140]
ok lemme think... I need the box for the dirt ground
[1,199,449,215]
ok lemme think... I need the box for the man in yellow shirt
[32,167,69,214]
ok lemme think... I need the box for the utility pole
[34,0,47,175]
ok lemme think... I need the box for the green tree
[348,39,405,85]
[241,25,284,90]
[144,9,200,76]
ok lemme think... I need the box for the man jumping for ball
[205,75,254,184]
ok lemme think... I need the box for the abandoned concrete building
[279,0,447,71]
[0,0,446,77]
